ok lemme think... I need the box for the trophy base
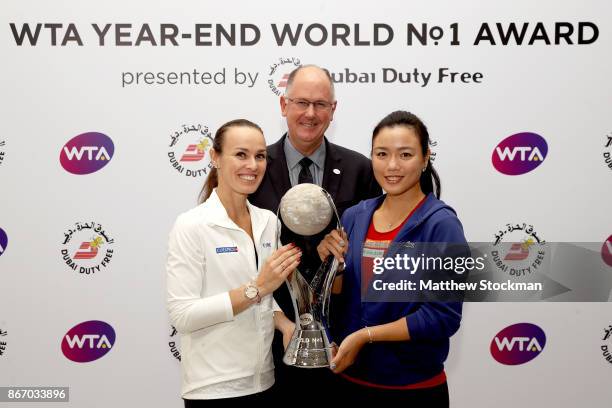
[283,329,333,368]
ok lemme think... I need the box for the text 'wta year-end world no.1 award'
[276,183,342,368]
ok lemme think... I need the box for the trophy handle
[318,188,343,327]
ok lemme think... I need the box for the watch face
[245,285,258,299]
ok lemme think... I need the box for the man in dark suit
[250,64,381,397]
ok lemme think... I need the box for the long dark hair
[198,119,264,203]
[372,110,441,198]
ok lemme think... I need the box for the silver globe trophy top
[279,183,333,236]
[276,183,342,368]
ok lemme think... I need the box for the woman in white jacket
[167,119,299,405]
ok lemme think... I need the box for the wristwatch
[244,281,261,303]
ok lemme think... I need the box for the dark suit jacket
[250,134,381,317]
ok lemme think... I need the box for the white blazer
[166,190,281,399]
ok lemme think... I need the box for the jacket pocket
[259,309,276,369]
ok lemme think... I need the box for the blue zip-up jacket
[334,193,466,386]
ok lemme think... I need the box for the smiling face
[211,126,267,197]
[280,66,336,155]
[371,125,429,197]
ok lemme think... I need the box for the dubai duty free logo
[603,131,612,171]
[491,222,546,277]
[167,124,213,177]
[490,323,546,365]
[492,132,548,175]
[59,132,114,175]
[428,139,438,163]
[0,325,7,358]
[267,57,301,96]
[60,222,114,275]
[61,320,115,363]
[0,139,5,166]
[168,325,181,362]
[602,324,612,365]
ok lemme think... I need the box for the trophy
[276,183,342,368]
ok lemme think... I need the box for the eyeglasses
[285,97,335,112]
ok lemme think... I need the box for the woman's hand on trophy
[256,243,302,297]
[317,229,348,263]
[329,329,368,374]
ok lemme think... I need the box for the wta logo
[492,132,548,175]
[602,235,612,267]
[60,132,114,175]
[490,323,546,365]
[61,320,115,363]
[0,227,7,257]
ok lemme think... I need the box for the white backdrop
[1,0,611,406]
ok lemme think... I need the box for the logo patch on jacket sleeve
[216,246,239,254]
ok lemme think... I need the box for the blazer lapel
[266,134,292,204]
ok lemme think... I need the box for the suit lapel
[266,134,292,204]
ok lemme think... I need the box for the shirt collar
[283,135,326,170]
[204,189,264,231]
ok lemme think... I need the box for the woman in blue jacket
[318,111,466,405]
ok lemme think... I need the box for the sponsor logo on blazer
[216,246,239,254]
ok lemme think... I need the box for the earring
[422,167,427,173]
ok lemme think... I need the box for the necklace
[378,195,425,231]
[377,207,411,231]
[383,212,407,230]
